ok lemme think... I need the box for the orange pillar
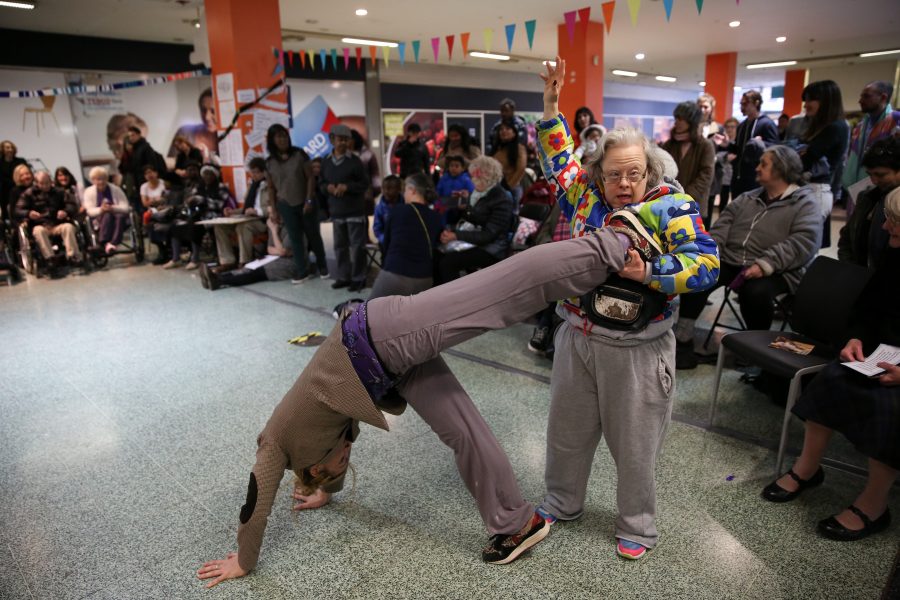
[783,69,807,117]
[205,0,288,202]
[557,20,604,134]
[704,52,737,123]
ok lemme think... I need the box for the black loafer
[818,505,891,541]
[761,467,824,503]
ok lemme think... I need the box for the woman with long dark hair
[437,124,482,171]
[265,123,328,282]
[54,167,84,205]
[491,122,527,205]
[795,79,849,246]
[661,101,716,227]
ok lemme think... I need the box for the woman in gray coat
[675,145,823,368]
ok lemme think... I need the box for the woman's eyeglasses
[601,170,647,184]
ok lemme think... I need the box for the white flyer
[219,129,245,167]
[236,88,256,104]
[842,344,900,377]
[232,166,247,204]
[250,107,290,135]
[218,98,236,129]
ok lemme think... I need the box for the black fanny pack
[580,274,668,331]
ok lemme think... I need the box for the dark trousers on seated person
[96,212,128,246]
[438,247,501,283]
[679,261,789,331]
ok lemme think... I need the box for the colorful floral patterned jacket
[536,113,720,323]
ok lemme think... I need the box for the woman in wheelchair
[761,187,900,542]
[15,170,83,277]
[82,167,130,256]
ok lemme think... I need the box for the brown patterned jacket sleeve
[236,439,288,572]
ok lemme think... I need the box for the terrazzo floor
[1,225,898,600]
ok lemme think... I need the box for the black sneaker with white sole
[528,326,551,353]
[482,512,550,565]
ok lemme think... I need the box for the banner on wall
[283,79,367,159]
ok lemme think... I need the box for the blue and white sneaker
[616,538,649,560]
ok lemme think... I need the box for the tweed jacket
[235,325,390,572]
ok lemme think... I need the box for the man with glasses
[843,81,900,191]
[839,137,900,267]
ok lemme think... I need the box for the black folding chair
[709,256,872,477]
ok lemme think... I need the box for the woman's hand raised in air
[539,56,566,120]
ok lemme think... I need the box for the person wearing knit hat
[198,223,670,587]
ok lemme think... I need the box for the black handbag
[581,274,668,331]
[150,206,175,223]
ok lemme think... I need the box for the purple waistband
[341,301,396,403]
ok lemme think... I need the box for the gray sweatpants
[540,323,676,548]
[366,229,626,536]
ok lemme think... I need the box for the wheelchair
[16,218,92,278]
[81,208,146,269]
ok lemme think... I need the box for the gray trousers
[332,217,368,283]
[540,324,675,548]
[366,229,626,536]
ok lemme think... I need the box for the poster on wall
[382,111,445,176]
[68,72,217,179]
[284,79,367,159]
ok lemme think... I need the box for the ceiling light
[341,37,398,48]
[635,53,645,60]
[859,48,900,58]
[746,60,797,69]
[699,81,706,86]
[655,75,677,82]
[469,51,510,61]
[728,20,741,28]
[355,8,368,16]
[192,19,200,29]
[612,69,638,77]
[734,86,742,91]
[542,60,557,67]
[0,0,36,7]
[776,36,787,43]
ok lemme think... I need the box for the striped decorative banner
[0,68,211,98]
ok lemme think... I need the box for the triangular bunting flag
[369,45,377,67]
[663,0,673,20]
[412,40,421,63]
[602,1,616,34]
[627,0,640,26]
[524,20,536,50]
[504,24,515,53]
[696,0,704,13]
[355,47,362,70]
[330,49,338,70]
[461,32,470,56]
[431,37,440,62]
[307,50,315,71]
[382,46,390,66]
[446,35,455,61]
[564,11,577,44]
[343,47,350,70]
[299,50,306,69]
[398,42,406,65]
[483,28,493,54]
[578,7,591,27]
[319,49,326,70]
[287,51,294,68]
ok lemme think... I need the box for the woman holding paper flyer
[761,187,900,542]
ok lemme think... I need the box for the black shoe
[332,298,365,319]
[761,467,824,503]
[331,280,351,289]
[348,281,366,292]
[528,326,551,353]
[482,512,550,565]
[675,339,698,370]
[152,255,168,265]
[817,506,891,541]
[199,262,220,291]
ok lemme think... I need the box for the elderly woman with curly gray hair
[436,155,516,283]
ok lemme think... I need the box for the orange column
[783,69,807,117]
[205,0,288,202]
[704,52,737,123]
[557,20,604,134]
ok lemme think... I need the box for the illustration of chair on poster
[22,96,60,136]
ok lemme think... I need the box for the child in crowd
[372,175,403,248]
[436,155,475,205]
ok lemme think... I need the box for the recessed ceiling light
[734,85,742,91]
[0,1,35,8]
[746,60,797,69]
[655,75,677,82]
[355,8,368,16]
[776,36,787,43]
[635,53,645,60]
[859,48,900,58]
[542,60,557,67]
[341,37,398,48]
[192,19,201,29]
[699,81,706,86]
[469,51,510,61]
[612,69,638,77]
[729,20,741,28]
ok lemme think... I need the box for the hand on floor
[197,552,247,588]
[292,487,331,510]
